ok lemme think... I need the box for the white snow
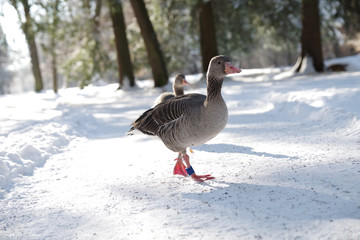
[1,55,360,239]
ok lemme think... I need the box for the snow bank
[235,54,360,82]
[0,122,72,197]
[325,54,360,71]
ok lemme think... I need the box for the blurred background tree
[9,0,44,92]
[0,24,12,94]
[296,0,324,72]
[59,0,111,89]
[37,0,61,93]
[198,0,218,74]
[130,0,168,87]
[1,0,359,94]
[108,0,135,89]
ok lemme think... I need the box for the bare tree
[108,0,135,89]
[0,25,12,94]
[198,0,218,74]
[10,0,44,92]
[129,0,168,87]
[295,0,324,72]
[50,0,60,93]
[89,0,103,77]
[40,0,60,93]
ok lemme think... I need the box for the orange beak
[182,78,189,85]
[225,62,241,74]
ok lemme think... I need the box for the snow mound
[0,122,72,197]
[325,54,360,71]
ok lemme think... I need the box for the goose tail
[127,108,158,136]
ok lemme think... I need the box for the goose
[127,55,241,182]
[153,74,188,106]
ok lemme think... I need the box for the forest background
[0,0,359,94]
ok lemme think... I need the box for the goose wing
[128,93,205,136]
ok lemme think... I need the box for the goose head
[173,74,188,88]
[207,55,241,79]
[173,74,188,96]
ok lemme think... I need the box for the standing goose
[127,55,241,182]
[153,74,188,106]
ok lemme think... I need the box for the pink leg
[183,153,215,182]
[173,153,187,176]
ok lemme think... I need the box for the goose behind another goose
[127,55,241,182]
[153,74,188,106]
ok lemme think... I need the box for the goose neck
[173,86,184,96]
[206,75,223,102]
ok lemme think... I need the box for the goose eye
[217,61,221,64]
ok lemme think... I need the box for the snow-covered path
[1,66,360,239]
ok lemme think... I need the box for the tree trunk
[199,0,218,74]
[91,0,102,76]
[51,39,58,94]
[108,0,135,88]
[21,0,44,92]
[129,0,168,87]
[50,0,60,93]
[296,0,324,72]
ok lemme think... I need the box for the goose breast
[157,94,228,152]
